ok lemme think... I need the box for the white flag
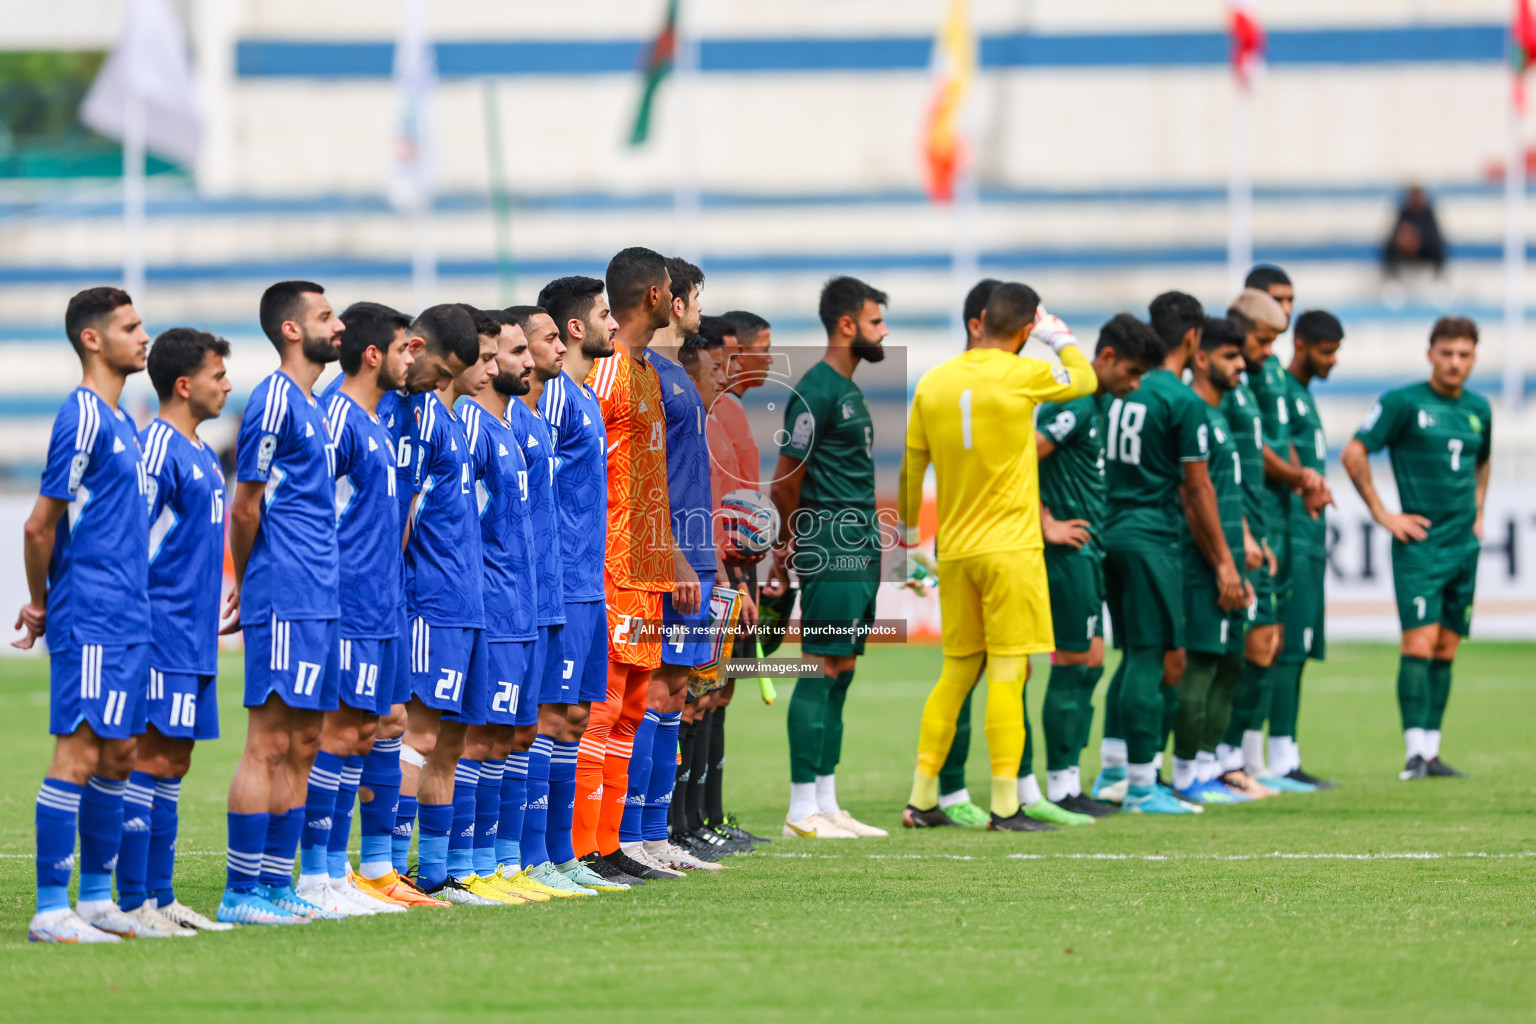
[389,0,437,213]
[80,0,201,167]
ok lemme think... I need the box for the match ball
[720,488,780,555]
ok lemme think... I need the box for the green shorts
[1184,568,1247,657]
[1248,558,1279,626]
[1392,542,1478,636]
[1104,546,1184,651]
[1045,546,1104,653]
[1277,553,1326,664]
[1268,525,1292,615]
[797,571,879,657]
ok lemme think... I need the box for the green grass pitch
[2,642,1533,1023]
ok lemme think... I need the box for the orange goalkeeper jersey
[589,344,674,591]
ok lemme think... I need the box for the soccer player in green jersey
[1271,310,1344,789]
[1095,292,1246,814]
[1035,313,1163,819]
[1172,318,1258,804]
[768,276,890,839]
[1343,316,1490,780]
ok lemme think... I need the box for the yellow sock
[990,776,1019,819]
[909,771,940,811]
[914,652,986,777]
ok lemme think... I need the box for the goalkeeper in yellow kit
[898,282,1098,831]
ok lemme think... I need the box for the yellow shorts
[938,549,1055,657]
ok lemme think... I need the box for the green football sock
[1077,665,1105,757]
[1396,655,1432,731]
[1017,682,1036,778]
[816,669,855,777]
[1102,655,1127,742]
[1202,652,1244,754]
[1119,647,1166,767]
[1426,658,1453,731]
[1222,659,1268,747]
[1268,663,1303,737]
[938,687,974,796]
[1159,672,1180,757]
[786,676,831,784]
[1043,664,1089,772]
[1173,653,1218,762]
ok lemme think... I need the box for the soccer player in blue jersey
[536,276,619,894]
[288,302,417,917]
[115,328,238,937]
[218,280,345,925]
[400,304,501,905]
[20,287,153,943]
[454,310,564,903]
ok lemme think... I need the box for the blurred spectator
[1383,185,1446,276]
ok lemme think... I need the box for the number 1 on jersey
[959,389,973,450]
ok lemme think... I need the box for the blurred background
[3,0,1535,638]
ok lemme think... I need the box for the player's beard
[851,325,886,364]
[302,328,340,365]
[581,321,615,359]
[493,369,530,397]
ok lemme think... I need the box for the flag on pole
[80,0,201,166]
[922,0,975,203]
[1512,0,1536,109]
[390,0,438,214]
[1229,1,1266,90]
[629,0,679,147]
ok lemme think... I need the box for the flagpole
[123,89,147,309]
[1227,76,1253,295]
[483,79,515,304]
[1505,84,1526,414]
[951,161,979,340]
[674,0,702,266]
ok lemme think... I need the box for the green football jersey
[1103,367,1210,552]
[1183,400,1247,579]
[1220,379,1267,542]
[1037,393,1107,558]
[1285,371,1329,559]
[1250,355,1294,534]
[780,360,877,543]
[1354,381,1492,556]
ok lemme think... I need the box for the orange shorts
[607,588,665,669]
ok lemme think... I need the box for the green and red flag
[628,0,679,147]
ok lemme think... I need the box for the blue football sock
[361,736,404,789]
[643,711,681,842]
[520,735,552,868]
[392,794,417,875]
[115,771,156,910]
[546,739,578,866]
[35,779,83,914]
[299,751,343,882]
[78,775,126,903]
[358,775,399,879]
[226,811,268,893]
[415,801,453,890]
[328,755,363,879]
[449,759,481,878]
[620,710,659,845]
[498,752,528,870]
[258,806,304,889]
[148,777,181,907]
[474,758,504,877]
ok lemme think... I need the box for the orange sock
[596,665,650,854]
[572,665,625,858]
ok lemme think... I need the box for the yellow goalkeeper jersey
[902,346,1097,559]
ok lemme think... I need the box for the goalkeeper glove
[1030,305,1079,355]
[897,524,938,596]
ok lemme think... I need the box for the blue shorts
[486,639,538,727]
[662,571,717,667]
[392,618,413,705]
[147,669,219,741]
[244,616,341,711]
[536,624,567,707]
[50,642,149,740]
[410,619,488,723]
[339,637,400,716]
[556,601,609,704]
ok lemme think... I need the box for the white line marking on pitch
[754,851,1536,862]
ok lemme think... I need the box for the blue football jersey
[140,419,225,674]
[40,388,151,647]
[235,371,339,624]
[509,399,565,625]
[326,390,404,639]
[321,375,410,537]
[462,400,537,642]
[404,392,484,628]
[646,349,715,572]
[539,370,607,602]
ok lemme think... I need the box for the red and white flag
[1230,1,1266,90]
